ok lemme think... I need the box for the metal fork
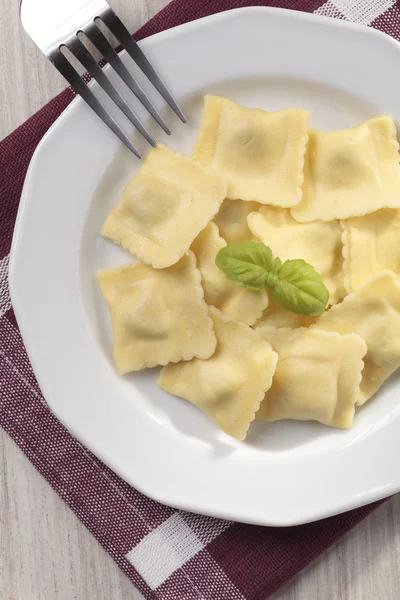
[20,0,186,158]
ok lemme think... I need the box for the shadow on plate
[244,418,333,451]
[124,368,343,455]
[126,369,237,458]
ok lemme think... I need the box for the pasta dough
[253,297,316,334]
[291,117,400,222]
[193,95,310,206]
[101,144,227,268]
[158,307,278,440]
[342,209,400,293]
[97,252,216,373]
[256,327,367,429]
[213,199,261,244]
[313,271,400,405]
[247,206,344,304]
[191,222,269,325]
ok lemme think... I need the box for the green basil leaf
[215,242,274,291]
[271,256,283,273]
[215,242,329,316]
[269,259,329,316]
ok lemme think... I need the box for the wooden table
[1,1,400,598]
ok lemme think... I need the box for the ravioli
[342,209,400,293]
[191,222,268,325]
[97,252,216,373]
[213,199,261,244]
[101,144,227,268]
[253,297,316,333]
[158,307,278,440]
[313,271,400,405]
[247,206,344,304]
[256,327,367,429]
[291,117,400,222]
[193,95,310,206]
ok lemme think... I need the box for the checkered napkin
[1,1,397,598]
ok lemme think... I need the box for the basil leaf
[269,259,329,316]
[215,242,329,316]
[271,256,282,273]
[215,242,273,291]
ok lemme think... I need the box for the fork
[20,0,186,158]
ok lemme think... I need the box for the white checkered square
[0,254,11,318]
[125,514,204,589]
[315,0,346,19]
[181,512,232,545]
[328,0,395,24]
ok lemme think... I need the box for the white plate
[10,7,400,526]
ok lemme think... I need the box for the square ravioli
[253,297,316,334]
[247,206,345,304]
[158,307,278,441]
[101,144,226,268]
[193,95,310,206]
[213,199,261,244]
[291,117,400,222]
[97,252,216,373]
[342,209,400,293]
[313,271,400,406]
[256,327,367,429]
[191,222,269,325]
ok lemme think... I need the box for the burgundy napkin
[1,1,396,598]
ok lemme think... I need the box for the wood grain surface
[1,1,400,598]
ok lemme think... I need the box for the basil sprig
[215,242,329,316]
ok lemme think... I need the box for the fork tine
[101,8,186,123]
[67,38,156,146]
[85,24,171,136]
[51,50,142,158]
